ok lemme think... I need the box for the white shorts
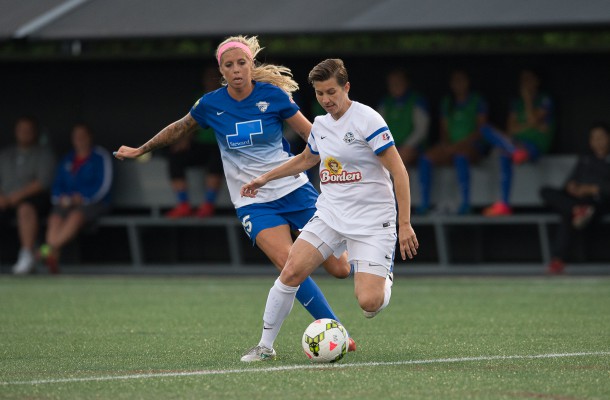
[299,216,396,278]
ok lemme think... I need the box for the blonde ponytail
[216,35,299,96]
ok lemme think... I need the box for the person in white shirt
[239,58,418,362]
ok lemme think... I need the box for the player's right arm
[113,113,200,160]
[241,148,319,198]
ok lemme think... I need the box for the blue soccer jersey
[190,82,310,208]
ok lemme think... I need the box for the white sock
[378,275,392,313]
[259,278,299,349]
[19,248,33,259]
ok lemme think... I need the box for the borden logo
[320,157,361,184]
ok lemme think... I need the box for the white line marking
[2,351,608,386]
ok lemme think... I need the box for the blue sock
[418,156,432,210]
[500,154,513,204]
[204,189,218,204]
[177,190,188,203]
[481,124,515,154]
[453,154,470,208]
[296,276,340,321]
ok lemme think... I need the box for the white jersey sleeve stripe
[366,126,390,142]
[374,141,395,155]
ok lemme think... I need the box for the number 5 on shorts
[241,215,253,238]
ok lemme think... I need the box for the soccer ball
[302,318,348,363]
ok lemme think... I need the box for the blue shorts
[235,183,319,245]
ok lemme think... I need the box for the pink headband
[217,42,253,65]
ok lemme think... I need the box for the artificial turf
[1,275,609,399]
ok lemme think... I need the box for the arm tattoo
[139,114,198,154]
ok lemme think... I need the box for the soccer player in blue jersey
[114,36,355,351]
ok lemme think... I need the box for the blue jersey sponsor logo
[227,120,263,149]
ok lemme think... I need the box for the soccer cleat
[546,258,565,275]
[482,202,512,217]
[512,148,530,165]
[240,345,277,362]
[12,249,35,275]
[45,253,60,275]
[194,202,215,218]
[37,244,60,275]
[165,202,192,218]
[348,337,357,352]
[572,205,595,230]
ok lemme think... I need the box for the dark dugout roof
[5,0,610,40]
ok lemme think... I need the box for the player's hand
[398,223,418,260]
[113,146,144,160]
[240,177,267,198]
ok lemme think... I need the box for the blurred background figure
[377,68,429,166]
[417,70,488,215]
[540,123,610,274]
[0,116,55,275]
[165,66,225,218]
[38,123,112,274]
[481,69,554,216]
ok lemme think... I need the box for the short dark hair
[308,59,349,86]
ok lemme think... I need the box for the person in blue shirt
[39,123,113,273]
[114,36,355,351]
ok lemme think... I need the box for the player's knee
[279,262,305,287]
[325,257,350,279]
[356,292,383,313]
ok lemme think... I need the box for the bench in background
[78,154,607,274]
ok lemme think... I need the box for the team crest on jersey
[343,132,355,144]
[256,101,270,112]
[320,157,362,184]
[382,132,391,141]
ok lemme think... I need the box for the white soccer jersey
[308,101,397,235]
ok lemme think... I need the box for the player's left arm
[114,113,200,160]
[378,146,419,260]
[285,111,313,142]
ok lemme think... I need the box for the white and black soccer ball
[302,318,348,363]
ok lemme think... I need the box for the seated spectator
[165,66,225,218]
[540,123,610,274]
[481,69,554,216]
[377,68,429,166]
[417,70,488,215]
[38,124,112,273]
[0,116,55,275]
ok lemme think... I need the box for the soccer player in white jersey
[114,37,357,354]
[240,59,418,361]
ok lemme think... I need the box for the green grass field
[1,275,609,399]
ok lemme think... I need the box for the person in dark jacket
[540,123,610,274]
[39,124,112,273]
